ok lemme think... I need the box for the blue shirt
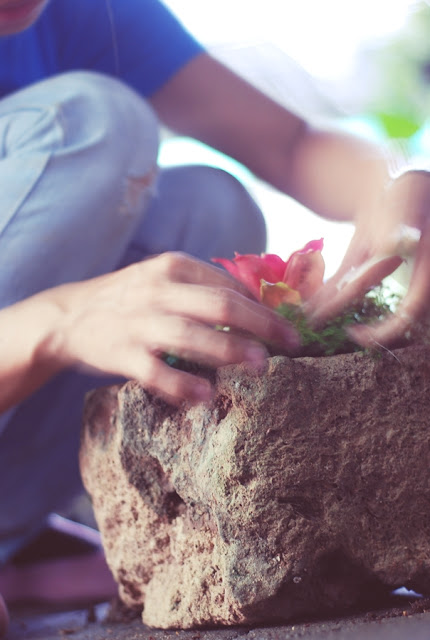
[0,0,204,99]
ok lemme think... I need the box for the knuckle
[213,290,235,323]
[155,251,189,278]
[124,260,146,286]
[172,317,195,344]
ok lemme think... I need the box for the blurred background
[159,0,430,280]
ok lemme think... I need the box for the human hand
[47,253,298,404]
[306,170,430,347]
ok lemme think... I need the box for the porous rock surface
[80,346,430,629]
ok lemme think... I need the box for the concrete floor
[6,600,430,640]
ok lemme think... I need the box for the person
[0,0,429,634]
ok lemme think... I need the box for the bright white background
[160,0,416,276]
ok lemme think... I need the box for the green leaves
[373,112,421,140]
[276,288,399,357]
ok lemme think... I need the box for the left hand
[306,170,430,347]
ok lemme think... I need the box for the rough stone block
[80,346,430,628]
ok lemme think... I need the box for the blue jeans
[0,72,266,562]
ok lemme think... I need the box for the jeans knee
[135,165,266,262]
[51,72,159,169]
[0,71,160,182]
[0,73,160,304]
[186,166,267,256]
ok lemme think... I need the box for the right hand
[46,252,298,404]
[306,170,430,347]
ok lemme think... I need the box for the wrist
[0,290,69,413]
[14,288,70,378]
[32,286,75,372]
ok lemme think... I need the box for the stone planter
[80,346,430,629]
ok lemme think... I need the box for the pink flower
[213,239,325,309]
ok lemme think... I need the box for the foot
[0,516,117,608]
[0,594,8,638]
[0,551,117,607]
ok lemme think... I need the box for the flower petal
[213,253,287,298]
[211,257,241,279]
[283,238,325,300]
[260,281,302,308]
[259,254,288,281]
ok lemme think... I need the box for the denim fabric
[0,72,266,562]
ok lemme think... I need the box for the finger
[347,308,411,348]
[137,356,214,406]
[349,227,430,347]
[146,252,258,300]
[305,233,370,314]
[141,314,270,369]
[156,284,300,349]
[107,344,214,405]
[308,255,402,326]
[332,233,371,282]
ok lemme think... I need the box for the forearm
[149,53,390,223]
[280,124,390,222]
[0,293,63,413]
[215,119,390,223]
[204,115,390,224]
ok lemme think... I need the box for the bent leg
[0,71,159,308]
[0,71,159,558]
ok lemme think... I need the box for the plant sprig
[276,287,400,357]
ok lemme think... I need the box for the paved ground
[6,600,430,640]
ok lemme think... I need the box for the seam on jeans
[0,152,52,240]
[0,106,64,239]
[1,105,64,156]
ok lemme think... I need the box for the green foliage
[276,287,400,357]
[364,3,430,140]
[374,111,421,140]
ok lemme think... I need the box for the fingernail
[245,345,268,364]
[192,381,213,402]
[282,328,301,349]
[346,325,372,347]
